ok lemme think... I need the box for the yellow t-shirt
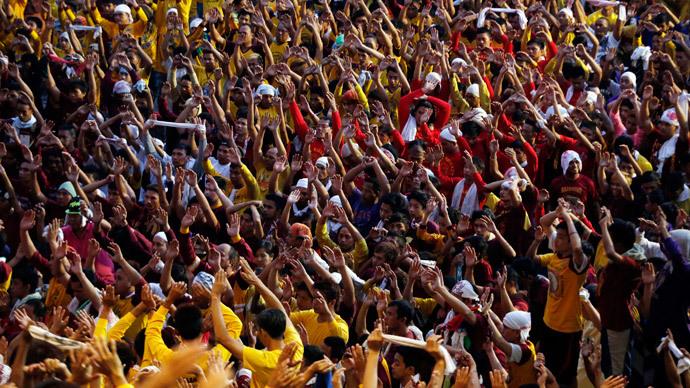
[243,325,304,388]
[289,309,349,346]
[538,253,588,333]
[253,159,289,200]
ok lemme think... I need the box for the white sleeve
[508,343,523,363]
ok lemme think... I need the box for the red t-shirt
[549,174,597,204]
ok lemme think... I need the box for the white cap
[559,8,573,19]
[296,178,309,189]
[466,84,479,97]
[190,17,203,29]
[621,71,637,90]
[661,108,679,127]
[255,83,277,97]
[329,195,342,207]
[451,57,467,67]
[544,105,569,121]
[425,72,442,84]
[583,91,597,105]
[315,157,329,168]
[341,142,360,158]
[114,4,132,17]
[503,311,531,342]
[166,7,178,16]
[440,128,457,143]
[451,280,479,300]
[561,150,582,175]
[153,231,168,243]
[113,80,132,95]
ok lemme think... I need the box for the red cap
[290,223,312,239]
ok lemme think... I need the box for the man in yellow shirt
[527,204,588,386]
[211,260,304,388]
[289,280,349,347]
[145,281,242,371]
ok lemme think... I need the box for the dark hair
[407,190,429,208]
[387,212,410,226]
[373,241,398,263]
[68,79,88,94]
[461,121,482,137]
[462,235,489,258]
[475,27,490,37]
[23,299,46,319]
[256,239,277,257]
[303,345,325,365]
[265,193,287,211]
[387,299,414,326]
[313,280,340,303]
[254,308,287,339]
[395,346,433,381]
[526,38,546,50]
[323,336,346,361]
[172,304,204,340]
[380,192,408,212]
[364,176,381,194]
[173,143,191,155]
[471,208,493,222]
[471,157,485,172]
[556,219,585,237]
[14,267,39,291]
[116,340,137,375]
[608,219,636,252]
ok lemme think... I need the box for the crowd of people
[1,0,690,386]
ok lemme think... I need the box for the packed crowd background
[0,0,690,386]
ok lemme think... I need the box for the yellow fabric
[289,309,349,346]
[253,159,289,199]
[538,253,587,333]
[413,297,438,317]
[145,305,241,372]
[95,317,108,338]
[45,278,72,309]
[107,311,139,341]
[203,160,260,203]
[315,221,369,270]
[243,325,304,388]
[91,8,148,41]
[112,297,146,339]
[507,340,537,388]
[586,9,618,26]
[415,227,449,255]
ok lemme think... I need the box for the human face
[441,138,457,154]
[143,190,160,211]
[337,228,354,251]
[216,145,231,165]
[152,235,168,256]
[620,76,634,91]
[296,289,313,310]
[593,18,609,37]
[408,199,424,221]
[202,53,216,70]
[475,33,490,49]
[16,103,32,122]
[466,93,479,108]
[113,11,130,27]
[240,212,254,235]
[56,189,73,207]
[473,219,488,237]
[262,200,277,219]
[391,353,413,380]
[659,122,677,140]
[371,251,387,267]
[499,185,512,201]
[276,24,289,43]
[230,166,245,188]
[379,203,394,221]
[172,148,189,167]
[567,159,581,176]
[19,162,32,181]
[553,228,571,253]
[388,221,407,235]
[502,326,521,343]
[580,127,596,142]
[526,43,541,60]
[414,106,432,124]
[570,76,586,92]
[641,181,659,195]
[238,25,252,45]
[255,248,273,269]
[113,269,132,295]
[179,80,193,99]
[264,148,278,170]
[385,305,402,331]
[408,150,425,166]
[677,51,690,70]
[361,182,377,204]
[387,72,400,88]
[557,12,570,26]
[67,213,84,230]
[10,278,28,299]
[235,119,248,138]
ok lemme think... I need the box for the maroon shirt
[596,256,641,331]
